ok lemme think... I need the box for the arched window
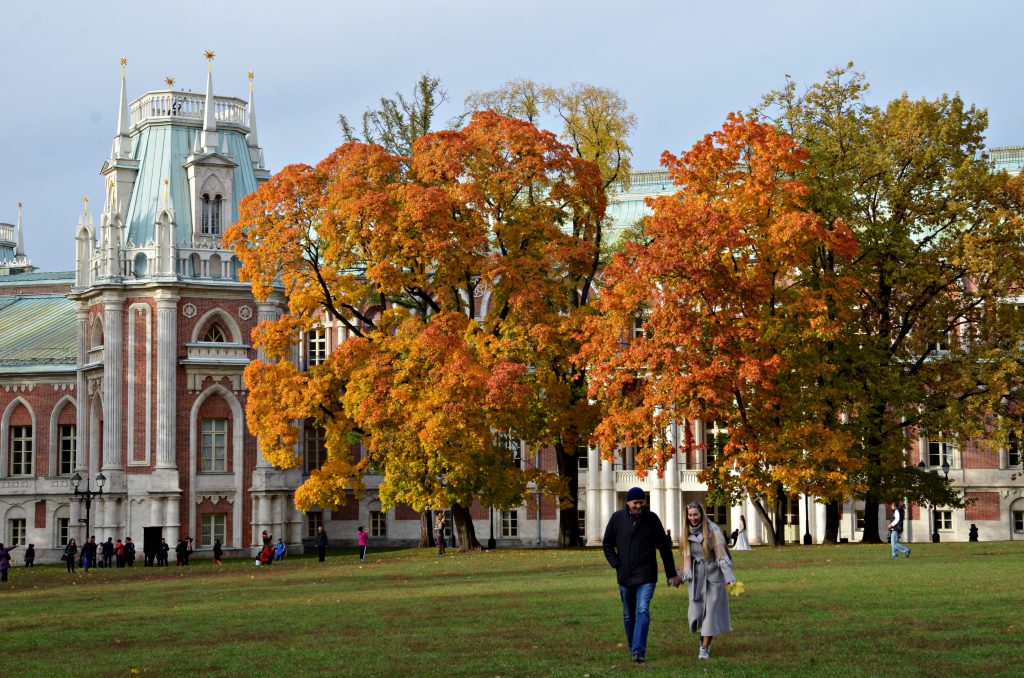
[201,194,222,236]
[202,324,227,343]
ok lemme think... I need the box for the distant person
[315,525,328,563]
[82,536,98,572]
[115,539,126,568]
[275,539,286,561]
[603,487,680,664]
[185,536,194,565]
[434,513,447,556]
[969,524,979,542]
[213,539,223,566]
[23,544,35,567]
[357,527,369,562]
[733,515,751,550]
[64,539,78,573]
[887,502,911,560]
[262,530,271,546]
[0,542,16,582]
[258,541,274,566]
[175,539,187,566]
[681,502,736,660]
[102,537,114,568]
[157,538,170,567]
[125,537,136,567]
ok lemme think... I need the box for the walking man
[603,487,680,664]
[888,501,911,560]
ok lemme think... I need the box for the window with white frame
[928,437,955,468]
[1008,422,1022,469]
[855,510,865,531]
[306,511,323,539]
[201,419,228,472]
[369,510,387,537]
[59,424,75,476]
[201,514,226,547]
[7,518,26,546]
[497,431,522,468]
[705,421,728,467]
[1013,511,1024,533]
[10,426,32,476]
[501,510,518,538]
[305,425,326,474]
[934,510,953,531]
[576,443,588,470]
[708,504,728,527]
[928,328,951,353]
[307,327,328,367]
[56,517,70,546]
[577,510,586,541]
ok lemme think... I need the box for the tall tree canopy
[465,80,636,544]
[755,65,1024,542]
[226,111,606,550]
[339,73,448,157]
[578,113,861,544]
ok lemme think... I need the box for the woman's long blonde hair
[687,502,716,559]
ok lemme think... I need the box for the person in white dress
[733,514,751,550]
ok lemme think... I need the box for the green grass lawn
[2,541,1022,677]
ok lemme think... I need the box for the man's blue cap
[626,487,645,501]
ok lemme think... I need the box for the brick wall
[965,492,1000,521]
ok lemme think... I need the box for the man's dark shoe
[632,654,645,663]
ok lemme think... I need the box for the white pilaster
[155,292,179,470]
[165,497,180,544]
[586,445,601,545]
[75,306,89,471]
[102,295,123,471]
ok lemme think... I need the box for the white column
[747,497,765,545]
[815,500,827,543]
[272,494,285,541]
[165,497,180,544]
[102,295,124,470]
[75,306,89,471]
[70,500,82,543]
[155,292,179,469]
[255,303,280,468]
[103,497,117,541]
[600,457,615,531]
[586,445,601,545]
[665,421,681,542]
[149,496,163,528]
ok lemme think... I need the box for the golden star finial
[204,50,215,61]
[165,76,175,88]
[248,70,254,81]
[120,56,127,68]
[18,201,22,209]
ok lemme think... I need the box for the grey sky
[2,0,1021,272]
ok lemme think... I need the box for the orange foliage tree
[578,114,861,544]
[225,111,605,550]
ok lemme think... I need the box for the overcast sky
[2,0,1022,272]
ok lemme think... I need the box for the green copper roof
[606,170,676,243]
[123,124,258,247]
[0,294,77,367]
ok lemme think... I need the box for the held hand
[681,569,693,582]
[668,575,682,588]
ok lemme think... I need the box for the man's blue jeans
[619,582,656,657]
[890,529,909,558]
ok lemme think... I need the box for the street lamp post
[803,494,812,545]
[488,507,496,550]
[71,471,106,544]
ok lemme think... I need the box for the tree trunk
[555,442,582,547]
[861,498,882,543]
[823,500,840,544]
[451,502,481,551]
[772,483,788,545]
[419,511,435,548]
[751,499,779,546]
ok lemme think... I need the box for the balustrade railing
[130,91,248,128]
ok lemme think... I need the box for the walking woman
[680,502,735,660]
[64,538,78,573]
[434,512,446,556]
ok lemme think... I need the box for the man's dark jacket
[603,508,676,587]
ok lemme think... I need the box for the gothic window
[59,424,75,476]
[202,324,228,343]
[201,419,228,472]
[10,425,33,476]
[201,194,223,236]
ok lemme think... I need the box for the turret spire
[246,71,260,148]
[200,50,219,153]
[112,57,132,160]
[16,202,25,257]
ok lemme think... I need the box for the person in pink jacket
[357,526,369,562]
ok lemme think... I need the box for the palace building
[2,65,1023,563]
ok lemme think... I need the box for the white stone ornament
[182,303,197,318]
[238,305,253,320]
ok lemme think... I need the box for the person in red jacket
[358,526,369,562]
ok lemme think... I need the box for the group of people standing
[603,487,738,664]
[59,535,135,572]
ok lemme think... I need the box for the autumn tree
[756,65,1024,542]
[226,111,606,551]
[465,80,636,545]
[578,113,864,545]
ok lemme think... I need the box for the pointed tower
[246,71,271,185]
[100,57,140,238]
[200,51,219,154]
[15,202,26,259]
